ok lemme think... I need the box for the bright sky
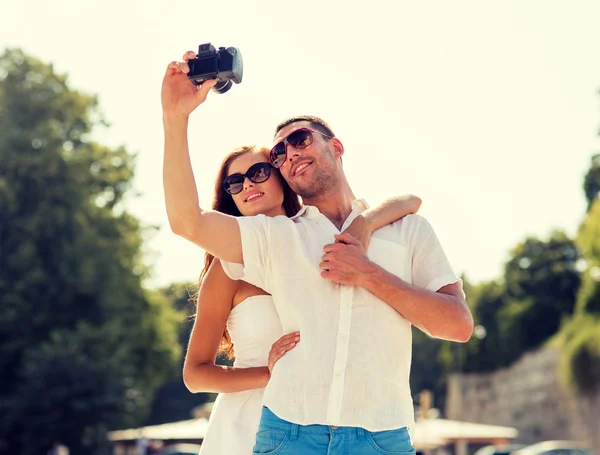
[2,0,600,289]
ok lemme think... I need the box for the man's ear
[332,138,344,160]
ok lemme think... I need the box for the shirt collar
[291,198,370,221]
[352,198,369,212]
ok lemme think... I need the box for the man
[162,51,473,455]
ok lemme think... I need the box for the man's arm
[321,216,474,342]
[361,267,472,342]
[162,54,242,263]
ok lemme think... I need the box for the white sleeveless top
[198,295,283,455]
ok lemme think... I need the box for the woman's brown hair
[196,146,302,358]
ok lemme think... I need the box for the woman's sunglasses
[223,162,272,195]
[269,128,333,169]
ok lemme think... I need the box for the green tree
[0,49,181,455]
[463,280,513,371]
[558,198,600,395]
[575,199,600,314]
[558,313,600,394]
[411,276,478,411]
[144,282,218,425]
[557,88,600,395]
[410,329,448,412]
[439,232,581,378]
[502,232,581,349]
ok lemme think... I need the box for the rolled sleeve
[221,215,272,291]
[409,216,460,292]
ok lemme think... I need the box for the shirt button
[335,371,341,377]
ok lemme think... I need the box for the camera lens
[212,80,233,94]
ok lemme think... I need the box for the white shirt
[222,200,459,432]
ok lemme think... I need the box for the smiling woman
[224,148,295,218]
[181,145,303,455]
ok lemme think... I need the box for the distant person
[47,442,69,455]
[135,437,149,455]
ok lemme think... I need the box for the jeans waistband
[260,407,371,438]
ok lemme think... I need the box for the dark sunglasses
[223,162,272,195]
[269,128,333,169]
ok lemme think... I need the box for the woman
[182,145,421,454]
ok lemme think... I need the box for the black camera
[187,43,243,94]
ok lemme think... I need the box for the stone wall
[445,347,600,450]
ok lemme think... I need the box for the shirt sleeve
[408,215,461,292]
[220,214,280,292]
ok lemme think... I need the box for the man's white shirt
[222,200,459,432]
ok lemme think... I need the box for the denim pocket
[252,429,290,455]
[367,427,415,455]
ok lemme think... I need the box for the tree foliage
[410,328,448,411]
[558,313,600,393]
[0,49,181,455]
[574,199,600,315]
[436,232,582,380]
[144,282,219,426]
[503,232,581,345]
[558,197,600,395]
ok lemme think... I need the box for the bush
[559,314,600,394]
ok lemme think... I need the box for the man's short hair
[274,115,335,139]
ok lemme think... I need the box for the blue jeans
[253,407,416,455]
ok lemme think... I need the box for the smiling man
[162,52,473,455]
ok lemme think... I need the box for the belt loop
[290,423,299,441]
[357,427,366,440]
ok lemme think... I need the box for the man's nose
[288,148,301,162]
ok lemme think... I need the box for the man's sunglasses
[269,128,333,169]
[223,162,272,195]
